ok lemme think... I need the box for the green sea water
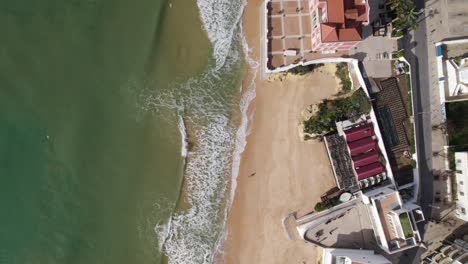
[0,0,226,263]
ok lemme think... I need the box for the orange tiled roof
[319,0,365,43]
[338,27,362,41]
[321,24,339,42]
[327,0,345,23]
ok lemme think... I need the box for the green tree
[387,0,420,32]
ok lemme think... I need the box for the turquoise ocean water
[0,0,252,263]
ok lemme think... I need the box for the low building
[321,248,391,264]
[455,152,468,221]
[264,0,368,70]
[436,39,468,104]
[296,64,424,256]
[325,116,389,192]
[310,0,369,52]
[424,239,468,264]
[363,187,425,254]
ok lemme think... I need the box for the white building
[322,248,391,264]
[362,187,425,254]
[455,152,468,221]
[435,39,468,107]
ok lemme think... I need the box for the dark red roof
[352,149,379,167]
[344,123,374,142]
[348,137,377,156]
[356,162,385,180]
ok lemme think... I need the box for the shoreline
[217,0,343,262]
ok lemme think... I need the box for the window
[461,181,464,185]
[457,170,463,174]
[457,159,462,163]
[460,191,465,196]
[462,208,466,215]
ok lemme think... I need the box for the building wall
[455,152,468,221]
[322,248,392,264]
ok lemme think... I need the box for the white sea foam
[146,68,243,264]
[146,0,255,263]
[211,20,260,260]
[177,113,189,157]
[227,20,259,212]
[196,0,245,69]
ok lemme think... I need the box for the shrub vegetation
[288,63,324,75]
[386,0,420,32]
[303,88,371,136]
[314,202,327,212]
[335,62,352,91]
[446,101,468,146]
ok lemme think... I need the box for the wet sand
[219,1,342,262]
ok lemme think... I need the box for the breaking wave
[177,114,188,158]
[142,0,259,263]
[196,0,246,70]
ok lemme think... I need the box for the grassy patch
[288,63,324,75]
[408,126,415,154]
[405,74,413,116]
[399,213,414,238]
[303,88,371,136]
[335,62,352,92]
[396,50,404,58]
[451,170,458,201]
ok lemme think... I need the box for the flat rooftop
[324,134,358,191]
[303,201,375,249]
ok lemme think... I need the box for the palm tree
[386,0,420,32]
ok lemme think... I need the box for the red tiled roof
[344,123,374,142]
[338,28,362,41]
[356,162,385,180]
[318,0,366,44]
[321,24,339,42]
[352,149,379,167]
[348,136,377,156]
[327,0,345,23]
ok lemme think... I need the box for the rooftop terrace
[324,133,358,191]
[367,188,421,253]
[372,76,414,187]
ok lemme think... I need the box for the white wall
[322,248,392,264]
[455,152,468,221]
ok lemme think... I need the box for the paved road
[398,0,435,263]
[405,0,434,224]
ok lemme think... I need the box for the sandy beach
[219,1,343,263]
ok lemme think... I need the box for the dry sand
[218,1,343,263]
